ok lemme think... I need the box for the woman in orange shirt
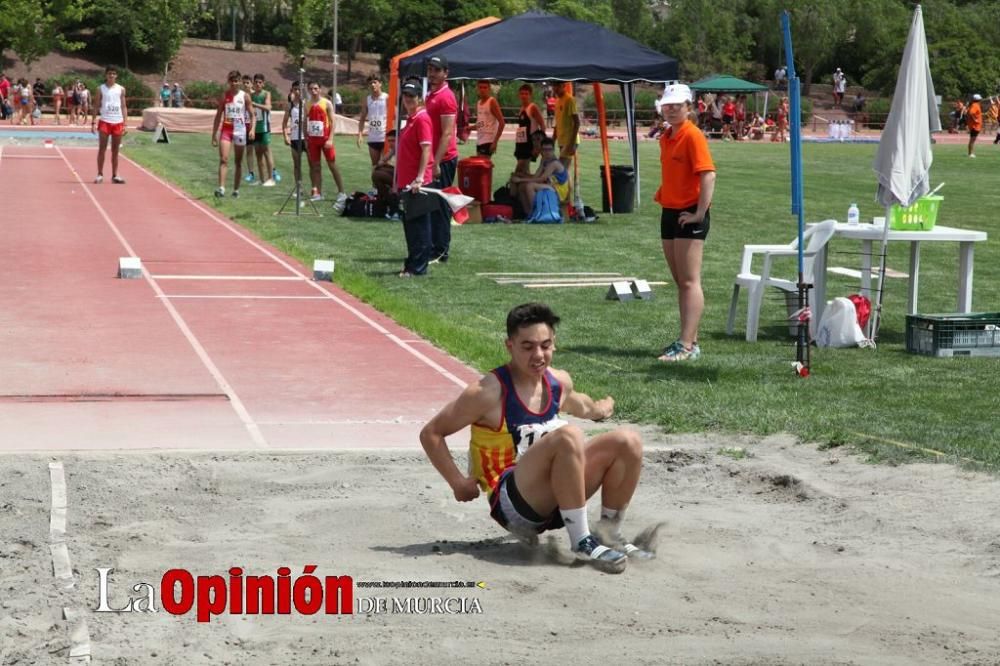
[967,93,983,158]
[653,83,717,362]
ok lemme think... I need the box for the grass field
[125,130,1000,467]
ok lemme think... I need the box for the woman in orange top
[653,83,716,362]
[966,93,983,158]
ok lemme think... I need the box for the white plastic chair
[726,220,837,342]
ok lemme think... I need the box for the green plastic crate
[905,312,1000,358]
[890,195,942,231]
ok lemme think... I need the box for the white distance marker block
[631,279,653,300]
[118,257,142,279]
[313,259,335,281]
[606,280,634,302]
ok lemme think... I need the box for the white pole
[331,0,339,101]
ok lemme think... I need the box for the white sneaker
[262,179,276,187]
[333,192,348,214]
[969,154,977,158]
[94,175,103,184]
[214,187,225,198]
[572,534,627,573]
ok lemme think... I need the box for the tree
[612,0,654,45]
[650,0,756,81]
[0,0,88,69]
[92,0,200,71]
[286,0,328,63]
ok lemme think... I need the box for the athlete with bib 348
[91,66,129,184]
[420,303,654,574]
[211,70,256,198]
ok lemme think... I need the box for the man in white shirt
[91,65,129,184]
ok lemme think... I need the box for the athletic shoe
[594,519,656,561]
[232,190,240,199]
[244,172,256,183]
[94,175,103,184]
[333,192,348,214]
[272,169,281,183]
[969,154,977,159]
[572,534,627,574]
[658,340,700,362]
[214,187,225,198]
[310,193,323,202]
[262,179,276,187]
[112,175,125,184]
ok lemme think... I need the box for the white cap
[661,83,692,105]
[972,93,982,101]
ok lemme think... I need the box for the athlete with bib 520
[420,303,654,574]
[91,66,129,184]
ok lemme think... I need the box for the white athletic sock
[600,506,622,522]
[560,507,590,547]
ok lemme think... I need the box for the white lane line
[48,462,74,591]
[524,281,670,288]
[476,272,622,276]
[151,275,307,281]
[64,607,92,663]
[57,147,267,448]
[0,154,64,159]
[159,295,329,300]
[123,154,470,388]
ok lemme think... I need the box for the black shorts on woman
[660,204,710,240]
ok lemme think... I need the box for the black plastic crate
[905,312,1000,358]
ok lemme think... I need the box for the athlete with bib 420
[420,303,654,574]
[91,66,129,184]
[211,70,256,198]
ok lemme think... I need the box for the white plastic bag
[816,297,867,348]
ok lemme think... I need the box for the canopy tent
[387,11,679,212]
[689,75,768,93]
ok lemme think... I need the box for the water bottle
[847,202,860,226]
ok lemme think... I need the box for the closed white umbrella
[870,3,940,340]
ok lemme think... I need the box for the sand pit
[2,427,999,665]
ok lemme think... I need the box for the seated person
[748,113,765,140]
[371,129,399,218]
[509,137,569,218]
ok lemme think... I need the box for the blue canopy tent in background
[389,11,679,212]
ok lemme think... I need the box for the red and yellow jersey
[306,97,332,141]
[469,366,566,492]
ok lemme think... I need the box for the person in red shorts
[304,81,347,211]
[211,70,256,198]
[91,66,129,184]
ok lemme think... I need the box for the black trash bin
[599,165,635,214]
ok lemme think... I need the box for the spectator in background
[334,90,343,115]
[554,81,580,168]
[966,93,982,158]
[832,68,846,108]
[357,74,388,166]
[160,83,171,107]
[474,80,505,157]
[0,74,11,121]
[424,54,459,265]
[512,83,546,177]
[33,78,46,111]
[67,80,80,125]
[720,95,735,141]
[545,87,556,129]
[171,83,185,108]
[772,96,789,143]
[77,83,91,125]
[734,95,746,141]
[774,65,787,91]
[51,82,64,124]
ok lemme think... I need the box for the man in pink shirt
[424,55,458,264]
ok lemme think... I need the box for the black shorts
[289,139,305,153]
[514,142,537,161]
[661,205,710,241]
[970,129,980,140]
[722,114,734,124]
[488,467,564,535]
[475,144,492,156]
[367,141,385,153]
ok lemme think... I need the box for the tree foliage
[0,0,88,68]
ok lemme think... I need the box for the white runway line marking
[476,272,622,277]
[57,147,267,448]
[0,154,63,159]
[257,418,425,425]
[159,295,329,300]
[123,154,470,388]
[525,280,669,289]
[64,607,92,663]
[150,275,307,281]
[48,463,76,602]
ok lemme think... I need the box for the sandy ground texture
[2,428,999,665]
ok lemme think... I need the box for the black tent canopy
[391,12,679,210]
[397,11,678,83]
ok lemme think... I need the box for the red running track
[0,144,479,451]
